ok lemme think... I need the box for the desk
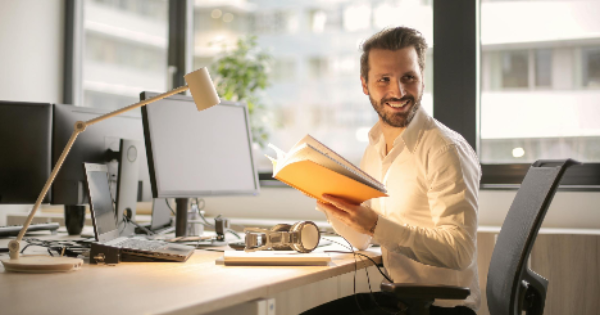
[0,236,383,315]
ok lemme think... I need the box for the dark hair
[360,27,428,81]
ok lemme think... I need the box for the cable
[325,250,393,283]
[323,235,400,315]
[226,229,241,239]
[123,215,155,235]
[196,248,225,252]
[198,209,214,227]
[339,237,367,315]
[165,199,176,216]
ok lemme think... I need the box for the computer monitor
[51,104,153,207]
[140,92,259,236]
[0,101,53,204]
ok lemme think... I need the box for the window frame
[65,0,600,190]
[435,0,600,190]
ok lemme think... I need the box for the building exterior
[82,0,600,171]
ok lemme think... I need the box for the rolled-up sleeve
[372,143,480,271]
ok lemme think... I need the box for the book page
[299,135,383,189]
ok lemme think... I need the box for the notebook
[83,163,194,262]
[222,251,332,266]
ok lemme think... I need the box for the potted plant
[210,36,272,148]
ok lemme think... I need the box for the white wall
[0,0,64,103]
[0,0,65,225]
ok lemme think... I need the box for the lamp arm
[8,84,190,260]
[86,85,189,127]
[8,124,84,259]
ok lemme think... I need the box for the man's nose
[388,80,406,98]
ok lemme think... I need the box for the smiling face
[361,47,424,129]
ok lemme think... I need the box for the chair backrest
[486,159,579,315]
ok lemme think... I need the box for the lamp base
[1,255,83,273]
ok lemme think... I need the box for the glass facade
[193,0,433,172]
[76,0,600,173]
[480,0,600,164]
[82,0,168,111]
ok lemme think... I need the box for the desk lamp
[0,68,220,273]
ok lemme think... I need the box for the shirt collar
[368,106,428,154]
[400,106,427,153]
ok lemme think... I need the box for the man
[304,27,481,315]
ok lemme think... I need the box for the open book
[267,134,387,204]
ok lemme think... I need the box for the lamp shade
[184,68,220,111]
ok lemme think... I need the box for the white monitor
[141,92,260,199]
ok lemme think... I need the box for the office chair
[380,159,580,315]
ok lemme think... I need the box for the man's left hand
[318,194,379,236]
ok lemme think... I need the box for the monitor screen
[0,101,52,204]
[83,163,119,242]
[52,104,152,205]
[141,92,259,198]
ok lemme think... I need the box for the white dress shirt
[327,106,481,310]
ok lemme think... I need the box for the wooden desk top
[0,236,381,315]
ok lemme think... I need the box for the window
[501,50,529,89]
[480,0,600,166]
[82,0,168,110]
[582,47,600,88]
[65,0,600,187]
[193,0,433,172]
[535,49,552,88]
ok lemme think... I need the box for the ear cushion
[271,224,293,250]
[289,221,320,253]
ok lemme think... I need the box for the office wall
[0,0,65,225]
[0,0,64,103]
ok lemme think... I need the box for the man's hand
[317,194,379,236]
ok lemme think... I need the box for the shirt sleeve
[372,143,480,271]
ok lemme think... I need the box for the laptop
[83,163,194,262]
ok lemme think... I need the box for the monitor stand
[115,139,141,236]
[175,198,188,237]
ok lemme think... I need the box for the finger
[322,195,360,210]
[315,202,327,213]
[321,195,347,210]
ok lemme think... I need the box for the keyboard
[0,222,60,237]
[111,238,167,251]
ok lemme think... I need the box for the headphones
[243,221,321,253]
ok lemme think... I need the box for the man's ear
[361,76,369,95]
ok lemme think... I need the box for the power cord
[323,237,400,315]
[165,198,176,216]
[21,238,89,258]
[165,198,241,240]
[122,214,155,235]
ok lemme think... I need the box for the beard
[369,92,422,128]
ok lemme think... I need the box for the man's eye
[404,75,416,81]
[379,77,390,82]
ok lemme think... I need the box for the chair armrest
[380,282,470,300]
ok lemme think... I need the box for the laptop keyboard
[112,238,166,251]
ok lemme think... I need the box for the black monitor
[51,104,152,207]
[140,92,259,236]
[0,101,53,204]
